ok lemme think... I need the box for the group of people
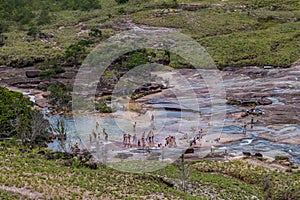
[89,122,109,144]
[241,107,264,118]
[123,129,156,148]
[165,135,176,148]
[241,107,264,132]
[89,116,181,150]
[190,129,205,146]
[189,128,222,147]
[123,133,134,147]
[242,113,257,134]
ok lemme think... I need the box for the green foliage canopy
[0,86,33,136]
[0,86,51,146]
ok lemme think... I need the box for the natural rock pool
[48,65,300,168]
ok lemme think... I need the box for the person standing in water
[146,131,151,143]
[102,128,106,137]
[133,122,137,132]
[198,129,203,140]
[141,137,145,148]
[242,122,247,134]
[92,129,96,140]
[96,121,99,130]
[151,130,154,143]
[123,133,127,147]
[141,132,145,147]
[128,134,131,146]
[251,116,254,128]
[132,133,137,144]
[104,132,108,142]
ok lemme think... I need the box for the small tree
[65,43,86,64]
[179,153,189,193]
[89,28,102,38]
[16,114,30,145]
[0,31,6,46]
[27,27,40,40]
[16,110,51,147]
[37,9,51,25]
[51,118,68,152]
[47,83,72,111]
[29,110,51,146]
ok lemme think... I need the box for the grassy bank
[0,0,299,69]
[1,140,300,199]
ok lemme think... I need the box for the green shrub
[88,28,102,38]
[47,83,71,110]
[60,0,101,11]
[117,7,126,14]
[95,100,112,113]
[0,86,33,137]
[275,155,290,161]
[39,66,65,79]
[65,43,86,63]
[125,52,148,69]
[115,0,129,4]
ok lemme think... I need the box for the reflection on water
[46,98,300,165]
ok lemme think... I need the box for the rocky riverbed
[133,65,300,163]
[45,64,300,169]
[0,31,299,165]
[1,61,300,164]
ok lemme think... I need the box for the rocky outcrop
[185,148,195,154]
[25,70,41,78]
[131,83,168,100]
[227,97,272,106]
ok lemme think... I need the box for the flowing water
[46,67,300,166]
[46,102,300,165]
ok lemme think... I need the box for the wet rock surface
[25,70,41,78]
[224,66,300,125]
[135,65,300,163]
[1,61,299,163]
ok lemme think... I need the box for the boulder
[37,82,50,90]
[258,97,272,105]
[45,153,54,160]
[243,152,252,156]
[37,150,45,155]
[85,162,98,169]
[254,152,263,157]
[25,70,41,78]
[247,70,267,78]
[185,148,195,154]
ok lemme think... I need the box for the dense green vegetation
[132,0,300,68]
[0,86,51,146]
[0,0,299,69]
[0,87,32,135]
[0,141,198,199]
[47,82,72,111]
[0,140,299,199]
[0,0,101,29]
[0,189,20,200]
